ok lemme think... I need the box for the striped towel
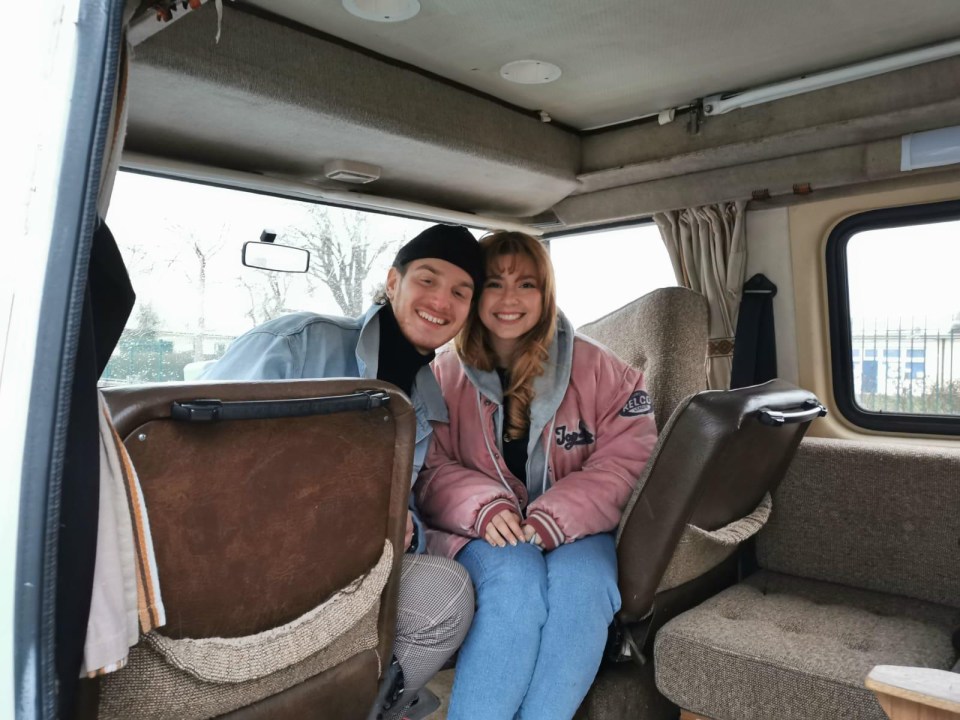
[80,394,166,678]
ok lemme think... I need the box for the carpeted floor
[424,669,454,719]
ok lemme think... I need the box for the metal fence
[851,320,959,416]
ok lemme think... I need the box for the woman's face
[479,252,543,357]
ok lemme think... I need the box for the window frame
[542,216,655,239]
[826,198,960,436]
[118,166,490,229]
[542,217,676,329]
[102,167,490,386]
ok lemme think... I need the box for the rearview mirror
[242,239,310,273]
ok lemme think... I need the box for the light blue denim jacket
[201,303,447,552]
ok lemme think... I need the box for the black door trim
[15,1,125,716]
[825,199,960,436]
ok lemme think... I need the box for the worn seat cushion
[654,570,960,720]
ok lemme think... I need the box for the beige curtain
[654,201,747,389]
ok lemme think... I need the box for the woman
[416,231,657,719]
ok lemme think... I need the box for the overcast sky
[847,222,960,332]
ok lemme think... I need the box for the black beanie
[394,224,485,292]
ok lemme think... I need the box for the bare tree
[132,302,161,339]
[168,223,226,360]
[239,270,295,327]
[288,206,398,316]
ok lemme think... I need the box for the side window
[102,171,446,385]
[827,199,960,435]
[547,222,676,328]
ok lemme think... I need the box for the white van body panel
[1,0,82,714]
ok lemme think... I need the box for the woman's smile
[479,253,543,364]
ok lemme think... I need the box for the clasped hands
[484,509,542,548]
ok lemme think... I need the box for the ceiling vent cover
[323,160,382,184]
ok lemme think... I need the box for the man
[203,223,482,719]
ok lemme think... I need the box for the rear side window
[548,222,676,328]
[102,170,456,385]
[827,200,960,435]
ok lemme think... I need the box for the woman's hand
[485,509,525,547]
[522,524,542,547]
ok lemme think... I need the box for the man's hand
[404,512,415,551]
[485,509,524,547]
[522,524,542,547]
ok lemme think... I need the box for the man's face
[386,258,474,353]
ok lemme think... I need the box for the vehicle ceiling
[242,0,960,131]
[123,0,960,226]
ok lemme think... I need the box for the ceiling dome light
[342,0,420,22]
[323,159,381,184]
[499,60,562,85]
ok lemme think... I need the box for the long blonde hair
[456,232,557,439]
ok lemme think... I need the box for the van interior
[16,0,960,718]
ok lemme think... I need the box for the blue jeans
[448,534,620,720]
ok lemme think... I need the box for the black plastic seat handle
[170,390,390,422]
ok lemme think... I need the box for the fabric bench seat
[654,570,960,720]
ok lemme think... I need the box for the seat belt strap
[731,274,778,389]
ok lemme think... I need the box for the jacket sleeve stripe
[476,499,518,537]
[526,510,565,550]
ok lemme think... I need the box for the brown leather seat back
[616,380,823,623]
[91,378,413,719]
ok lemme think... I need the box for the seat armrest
[866,665,960,719]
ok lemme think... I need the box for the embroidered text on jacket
[555,420,595,450]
